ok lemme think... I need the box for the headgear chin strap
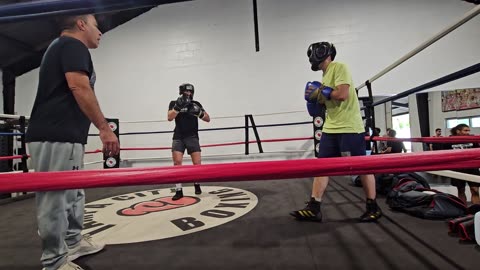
[179,83,194,99]
[307,42,336,71]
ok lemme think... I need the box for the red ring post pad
[1,149,479,193]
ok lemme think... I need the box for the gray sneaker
[68,235,105,261]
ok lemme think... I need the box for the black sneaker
[172,189,184,201]
[194,183,202,195]
[359,199,382,222]
[290,198,322,221]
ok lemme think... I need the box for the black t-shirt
[168,100,204,139]
[431,138,445,151]
[26,36,94,144]
[447,139,480,175]
[431,143,444,150]
[386,140,404,153]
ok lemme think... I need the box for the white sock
[314,197,321,202]
[176,183,182,190]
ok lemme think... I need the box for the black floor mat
[0,177,478,270]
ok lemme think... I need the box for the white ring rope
[356,5,480,91]
[119,110,307,124]
[117,150,312,162]
[427,170,480,184]
[84,150,312,165]
[0,113,29,120]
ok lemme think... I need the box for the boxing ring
[0,1,480,270]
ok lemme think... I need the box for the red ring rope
[0,148,479,193]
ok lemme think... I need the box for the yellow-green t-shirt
[321,62,364,133]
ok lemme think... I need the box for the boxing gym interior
[0,0,480,269]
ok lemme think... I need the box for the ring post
[365,81,377,154]
[103,118,120,169]
[18,116,28,173]
[248,115,263,154]
[312,105,326,157]
[244,115,249,155]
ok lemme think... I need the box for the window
[446,119,459,128]
[471,117,480,128]
[446,117,478,128]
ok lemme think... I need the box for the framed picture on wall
[441,88,480,112]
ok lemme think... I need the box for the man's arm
[168,109,178,121]
[330,84,349,101]
[201,111,210,122]
[65,71,119,155]
[382,147,392,154]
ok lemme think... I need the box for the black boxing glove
[173,95,191,112]
[188,103,205,119]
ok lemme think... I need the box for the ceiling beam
[392,112,409,117]
[392,101,409,108]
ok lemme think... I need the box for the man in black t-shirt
[429,128,444,151]
[446,124,480,204]
[381,129,407,154]
[167,83,210,200]
[26,14,119,270]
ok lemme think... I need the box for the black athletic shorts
[172,136,201,154]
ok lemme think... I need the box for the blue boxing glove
[321,86,333,100]
[306,102,321,117]
[304,81,322,102]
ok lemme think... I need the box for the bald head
[57,15,91,32]
[57,14,102,49]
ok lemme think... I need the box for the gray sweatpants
[28,142,85,270]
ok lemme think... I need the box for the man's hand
[173,95,191,112]
[100,128,119,156]
[188,103,206,119]
[321,86,333,100]
[304,81,322,102]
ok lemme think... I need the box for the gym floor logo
[83,186,258,244]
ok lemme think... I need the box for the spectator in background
[381,129,407,154]
[446,123,479,204]
[379,127,391,152]
[429,128,443,151]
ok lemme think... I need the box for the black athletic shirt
[386,140,405,153]
[26,36,95,144]
[168,100,204,139]
[446,140,480,175]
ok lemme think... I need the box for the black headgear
[307,42,336,71]
[179,83,194,98]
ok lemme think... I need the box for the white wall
[14,0,480,167]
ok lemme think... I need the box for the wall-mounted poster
[441,88,480,112]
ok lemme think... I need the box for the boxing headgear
[179,83,194,98]
[307,42,336,71]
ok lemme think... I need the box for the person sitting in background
[379,127,391,152]
[381,129,407,154]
